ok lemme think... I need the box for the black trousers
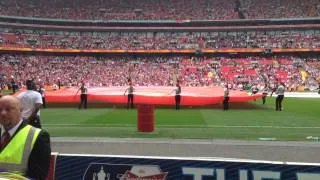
[276,95,284,111]
[223,96,229,110]
[79,94,87,109]
[262,93,268,104]
[42,97,46,108]
[25,115,41,128]
[175,95,181,110]
[127,94,134,108]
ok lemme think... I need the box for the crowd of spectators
[1,55,319,91]
[0,0,318,20]
[1,30,320,50]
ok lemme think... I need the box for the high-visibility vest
[0,125,40,178]
[0,172,30,180]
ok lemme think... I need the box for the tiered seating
[1,55,318,90]
[0,0,318,20]
[1,30,320,50]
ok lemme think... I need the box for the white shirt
[263,87,269,94]
[276,85,285,95]
[224,88,229,97]
[175,87,181,95]
[1,119,23,138]
[127,86,134,95]
[17,90,43,119]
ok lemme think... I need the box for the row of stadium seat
[0,0,318,20]
[0,55,319,91]
[1,31,320,49]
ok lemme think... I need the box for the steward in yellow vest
[0,96,51,179]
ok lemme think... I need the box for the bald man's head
[0,95,22,131]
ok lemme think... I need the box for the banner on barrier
[54,155,320,180]
[83,163,167,180]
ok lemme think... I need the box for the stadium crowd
[1,30,320,49]
[0,0,318,20]
[0,55,319,92]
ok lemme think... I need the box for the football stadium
[0,0,320,179]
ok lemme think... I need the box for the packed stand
[0,0,318,20]
[244,0,319,19]
[1,30,320,50]
[0,55,319,91]
[303,58,320,90]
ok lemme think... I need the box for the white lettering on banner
[182,167,214,180]
[181,167,320,180]
[239,170,248,180]
[182,167,225,180]
[216,169,225,180]
[253,170,280,180]
[297,173,320,180]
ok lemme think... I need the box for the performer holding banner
[169,81,181,110]
[223,84,230,110]
[124,82,134,109]
[275,83,285,111]
[262,85,269,105]
[75,83,88,109]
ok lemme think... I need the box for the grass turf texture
[40,97,320,141]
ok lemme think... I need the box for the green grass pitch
[39,97,320,141]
